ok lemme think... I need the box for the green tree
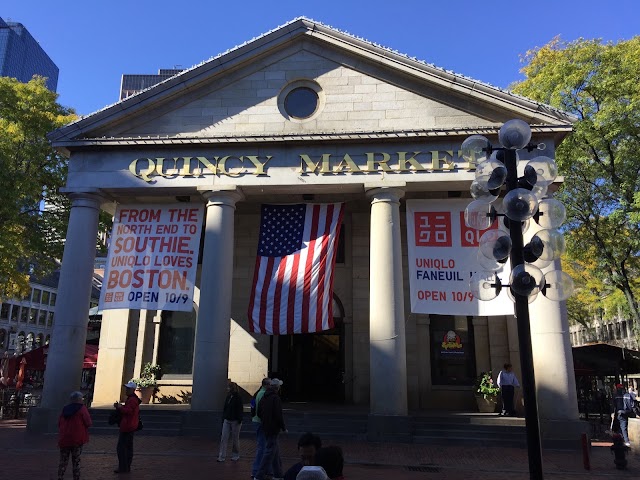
[513,36,640,329]
[0,76,76,299]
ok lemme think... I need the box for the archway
[275,294,345,403]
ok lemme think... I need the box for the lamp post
[462,120,574,480]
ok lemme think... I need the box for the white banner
[406,199,514,316]
[99,204,204,312]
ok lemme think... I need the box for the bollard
[611,433,629,470]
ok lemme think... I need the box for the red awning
[6,344,99,378]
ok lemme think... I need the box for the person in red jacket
[113,381,141,474]
[57,391,92,480]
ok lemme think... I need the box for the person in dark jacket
[254,378,286,480]
[217,381,244,462]
[58,391,92,480]
[283,432,322,480]
[613,383,635,446]
[113,381,141,474]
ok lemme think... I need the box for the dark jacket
[257,389,285,436]
[222,392,244,423]
[117,393,141,433]
[58,403,92,448]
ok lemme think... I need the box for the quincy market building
[30,18,583,442]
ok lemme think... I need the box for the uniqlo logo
[104,292,113,302]
[415,212,452,247]
[459,212,498,247]
[114,292,125,302]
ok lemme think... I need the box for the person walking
[497,363,520,417]
[254,378,286,480]
[57,391,92,480]
[251,377,271,478]
[217,381,244,462]
[613,383,635,446]
[113,381,141,474]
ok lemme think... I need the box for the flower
[131,363,161,389]
[475,371,500,399]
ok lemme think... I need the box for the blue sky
[4,0,639,116]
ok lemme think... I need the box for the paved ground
[1,419,640,479]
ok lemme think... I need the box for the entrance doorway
[274,296,345,403]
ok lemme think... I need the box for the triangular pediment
[49,18,573,147]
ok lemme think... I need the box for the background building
[0,17,58,91]
[120,68,183,100]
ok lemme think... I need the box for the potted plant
[474,371,500,413]
[131,363,161,404]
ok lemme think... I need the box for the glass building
[0,17,58,91]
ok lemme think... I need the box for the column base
[27,407,59,434]
[181,410,223,437]
[367,414,411,442]
[540,419,590,450]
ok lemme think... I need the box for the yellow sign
[128,150,478,182]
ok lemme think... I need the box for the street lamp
[461,120,574,480]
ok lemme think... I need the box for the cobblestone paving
[2,420,639,479]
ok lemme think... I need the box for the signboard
[406,199,513,316]
[99,204,204,312]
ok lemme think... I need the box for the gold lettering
[366,152,391,172]
[430,150,455,171]
[195,156,217,175]
[216,156,245,177]
[333,154,361,174]
[245,155,272,175]
[179,157,195,176]
[397,152,426,171]
[129,158,156,182]
[299,154,331,174]
[155,158,180,177]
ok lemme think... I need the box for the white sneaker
[231,456,240,461]
[625,442,631,447]
[216,457,225,462]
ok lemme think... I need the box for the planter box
[475,395,498,413]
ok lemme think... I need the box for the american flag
[248,203,344,335]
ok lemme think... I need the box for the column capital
[197,187,244,207]
[365,185,405,204]
[60,189,106,210]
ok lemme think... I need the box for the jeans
[617,410,630,443]
[218,419,241,460]
[251,424,266,476]
[116,431,134,472]
[255,433,282,480]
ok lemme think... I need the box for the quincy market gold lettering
[128,151,475,182]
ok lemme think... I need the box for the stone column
[472,316,490,375]
[29,192,103,432]
[366,186,408,439]
[529,259,585,446]
[190,188,243,412]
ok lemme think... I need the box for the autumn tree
[513,37,640,329]
[0,76,76,299]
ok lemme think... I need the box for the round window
[284,87,319,119]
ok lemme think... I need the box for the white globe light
[461,135,490,164]
[475,158,507,190]
[470,271,501,301]
[503,188,539,221]
[525,156,558,186]
[470,180,499,203]
[536,199,566,229]
[542,270,575,301]
[499,119,531,149]
[509,264,544,297]
[479,230,512,261]
[465,201,495,230]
